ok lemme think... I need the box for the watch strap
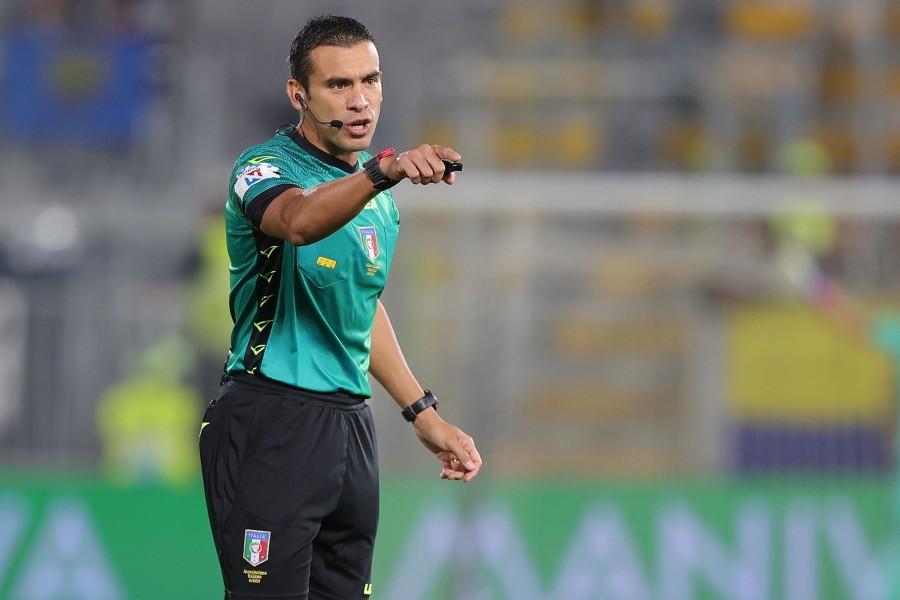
[401,390,439,422]
[363,148,399,191]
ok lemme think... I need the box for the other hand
[412,409,482,482]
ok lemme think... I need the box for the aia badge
[359,226,379,261]
[243,529,271,566]
[234,162,280,200]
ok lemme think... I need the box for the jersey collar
[285,126,359,174]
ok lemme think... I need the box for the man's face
[297,41,383,161]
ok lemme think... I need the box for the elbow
[265,191,320,246]
[284,230,310,246]
[284,226,327,247]
[280,208,322,246]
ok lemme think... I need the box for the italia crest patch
[359,226,379,261]
[243,529,271,566]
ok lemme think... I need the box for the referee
[198,14,482,600]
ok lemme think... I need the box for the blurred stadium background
[0,0,899,598]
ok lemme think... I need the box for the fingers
[439,435,482,483]
[437,451,460,480]
[433,144,461,163]
[462,443,483,483]
[396,144,461,185]
[434,146,461,186]
[438,453,469,481]
[399,146,443,185]
[417,419,481,482]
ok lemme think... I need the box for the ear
[286,80,305,109]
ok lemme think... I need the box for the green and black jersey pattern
[223,126,400,396]
[241,230,283,375]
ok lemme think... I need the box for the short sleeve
[231,154,299,215]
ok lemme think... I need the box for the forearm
[370,301,482,481]
[369,300,426,408]
[261,171,379,246]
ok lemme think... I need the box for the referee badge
[243,529,271,566]
[359,226,379,261]
[234,162,280,201]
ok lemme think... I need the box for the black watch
[401,390,438,423]
[363,148,399,191]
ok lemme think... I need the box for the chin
[344,137,374,152]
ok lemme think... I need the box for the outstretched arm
[260,144,461,246]
[369,300,482,482]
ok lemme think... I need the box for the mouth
[344,118,372,136]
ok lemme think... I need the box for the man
[198,14,482,600]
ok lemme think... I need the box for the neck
[288,126,359,174]
[298,121,359,166]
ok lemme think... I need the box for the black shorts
[199,374,379,600]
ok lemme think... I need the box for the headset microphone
[308,113,345,130]
[296,94,344,129]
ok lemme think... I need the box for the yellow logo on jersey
[253,320,274,332]
[316,257,337,269]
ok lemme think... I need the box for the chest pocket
[296,228,354,288]
[296,222,397,289]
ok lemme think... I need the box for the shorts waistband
[226,372,369,410]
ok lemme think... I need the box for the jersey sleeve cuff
[244,183,298,228]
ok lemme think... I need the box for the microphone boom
[304,105,343,129]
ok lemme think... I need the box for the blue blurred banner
[1,29,153,145]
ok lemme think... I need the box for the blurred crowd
[4,0,899,173]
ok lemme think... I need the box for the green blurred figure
[770,138,867,340]
[97,336,201,486]
[183,208,233,401]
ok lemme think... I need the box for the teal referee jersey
[223,126,399,397]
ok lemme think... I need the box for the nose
[347,89,369,112]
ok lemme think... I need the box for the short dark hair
[288,15,376,93]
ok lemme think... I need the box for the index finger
[433,145,462,163]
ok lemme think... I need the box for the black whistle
[441,159,463,173]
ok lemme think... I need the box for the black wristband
[401,390,438,423]
[363,148,399,191]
